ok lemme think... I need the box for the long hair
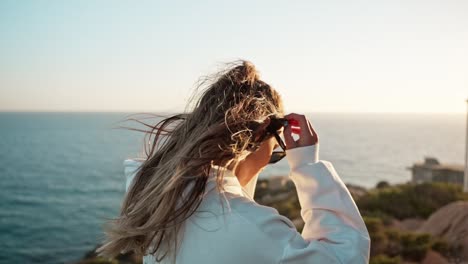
[96,59,284,263]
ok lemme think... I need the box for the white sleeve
[276,143,370,263]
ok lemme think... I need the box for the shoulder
[183,194,297,263]
[231,196,298,233]
[226,196,302,247]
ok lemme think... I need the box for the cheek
[254,138,276,166]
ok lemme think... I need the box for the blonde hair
[96,59,284,262]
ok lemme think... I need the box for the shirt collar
[206,164,258,201]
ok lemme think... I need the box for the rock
[418,201,468,260]
[391,218,426,232]
[421,250,450,264]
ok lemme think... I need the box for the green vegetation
[357,182,468,220]
[364,216,439,262]
[369,254,401,264]
[356,182,468,262]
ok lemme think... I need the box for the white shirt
[123,144,371,263]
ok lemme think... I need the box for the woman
[96,60,370,263]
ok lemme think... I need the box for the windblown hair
[96,59,284,263]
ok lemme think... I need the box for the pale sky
[0,0,467,113]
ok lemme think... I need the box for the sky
[0,0,467,114]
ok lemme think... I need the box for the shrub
[376,181,390,189]
[370,255,401,264]
[400,233,432,261]
[431,238,450,256]
[364,217,389,256]
[356,182,468,219]
[363,216,442,262]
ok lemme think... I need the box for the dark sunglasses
[262,118,289,164]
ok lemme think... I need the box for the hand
[283,113,319,149]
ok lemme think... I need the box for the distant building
[407,157,464,185]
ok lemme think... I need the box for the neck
[227,161,256,187]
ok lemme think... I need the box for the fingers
[291,127,301,134]
[283,122,296,150]
[306,119,319,145]
[284,113,318,148]
[285,113,311,139]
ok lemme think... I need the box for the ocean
[0,112,465,264]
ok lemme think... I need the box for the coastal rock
[418,201,468,261]
[421,250,450,264]
[391,218,426,232]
